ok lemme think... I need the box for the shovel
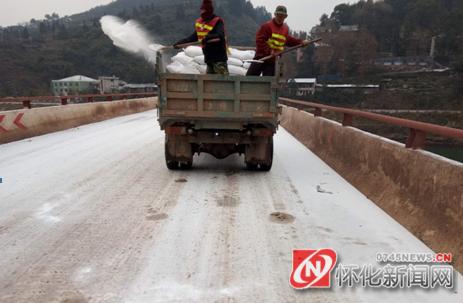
[159,38,221,51]
[245,38,322,64]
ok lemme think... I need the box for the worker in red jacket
[247,5,310,76]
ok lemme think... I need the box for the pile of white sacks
[166,46,255,75]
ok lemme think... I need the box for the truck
[155,51,281,171]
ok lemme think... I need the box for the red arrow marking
[0,115,7,132]
[14,113,27,130]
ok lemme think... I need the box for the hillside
[299,0,463,78]
[2,0,462,101]
[0,0,271,96]
[285,0,463,111]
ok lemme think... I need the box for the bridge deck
[0,110,461,302]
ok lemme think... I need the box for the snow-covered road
[0,110,461,302]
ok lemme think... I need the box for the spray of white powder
[100,15,163,65]
[100,15,255,75]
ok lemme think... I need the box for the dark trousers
[246,61,275,76]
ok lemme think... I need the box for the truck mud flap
[165,134,193,170]
[245,137,273,171]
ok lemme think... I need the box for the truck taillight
[165,126,186,135]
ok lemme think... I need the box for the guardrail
[0,92,157,109]
[280,97,463,149]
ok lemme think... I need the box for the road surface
[0,110,461,302]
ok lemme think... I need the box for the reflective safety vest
[267,21,289,51]
[195,16,221,43]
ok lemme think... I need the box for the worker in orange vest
[247,5,310,76]
[174,0,228,74]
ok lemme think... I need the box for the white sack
[172,52,194,66]
[194,56,243,67]
[193,55,205,65]
[227,57,244,67]
[181,63,201,74]
[229,48,255,61]
[184,46,203,58]
[243,62,251,69]
[228,65,247,76]
[167,61,200,74]
[166,61,184,73]
[196,65,207,74]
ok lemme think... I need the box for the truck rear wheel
[259,163,272,171]
[259,137,273,171]
[246,163,258,171]
[165,141,179,170]
[165,135,193,170]
[245,137,273,171]
[166,160,179,170]
[180,161,193,170]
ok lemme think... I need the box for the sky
[0,0,114,26]
[249,0,350,31]
[0,0,349,31]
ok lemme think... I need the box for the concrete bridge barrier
[0,98,157,144]
[281,105,463,272]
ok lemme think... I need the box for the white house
[288,78,317,96]
[51,75,99,96]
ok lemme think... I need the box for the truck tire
[165,135,193,170]
[259,137,273,171]
[180,161,193,170]
[245,137,273,171]
[246,163,258,171]
[166,160,179,170]
[165,139,179,170]
[259,163,272,171]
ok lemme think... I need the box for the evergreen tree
[21,27,30,41]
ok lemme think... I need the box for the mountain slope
[0,0,271,96]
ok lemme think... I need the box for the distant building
[120,83,158,93]
[287,78,317,96]
[51,75,99,96]
[99,76,125,94]
[316,83,380,94]
[373,56,435,68]
[310,25,333,36]
[52,75,157,96]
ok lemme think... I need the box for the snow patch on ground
[34,203,62,224]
